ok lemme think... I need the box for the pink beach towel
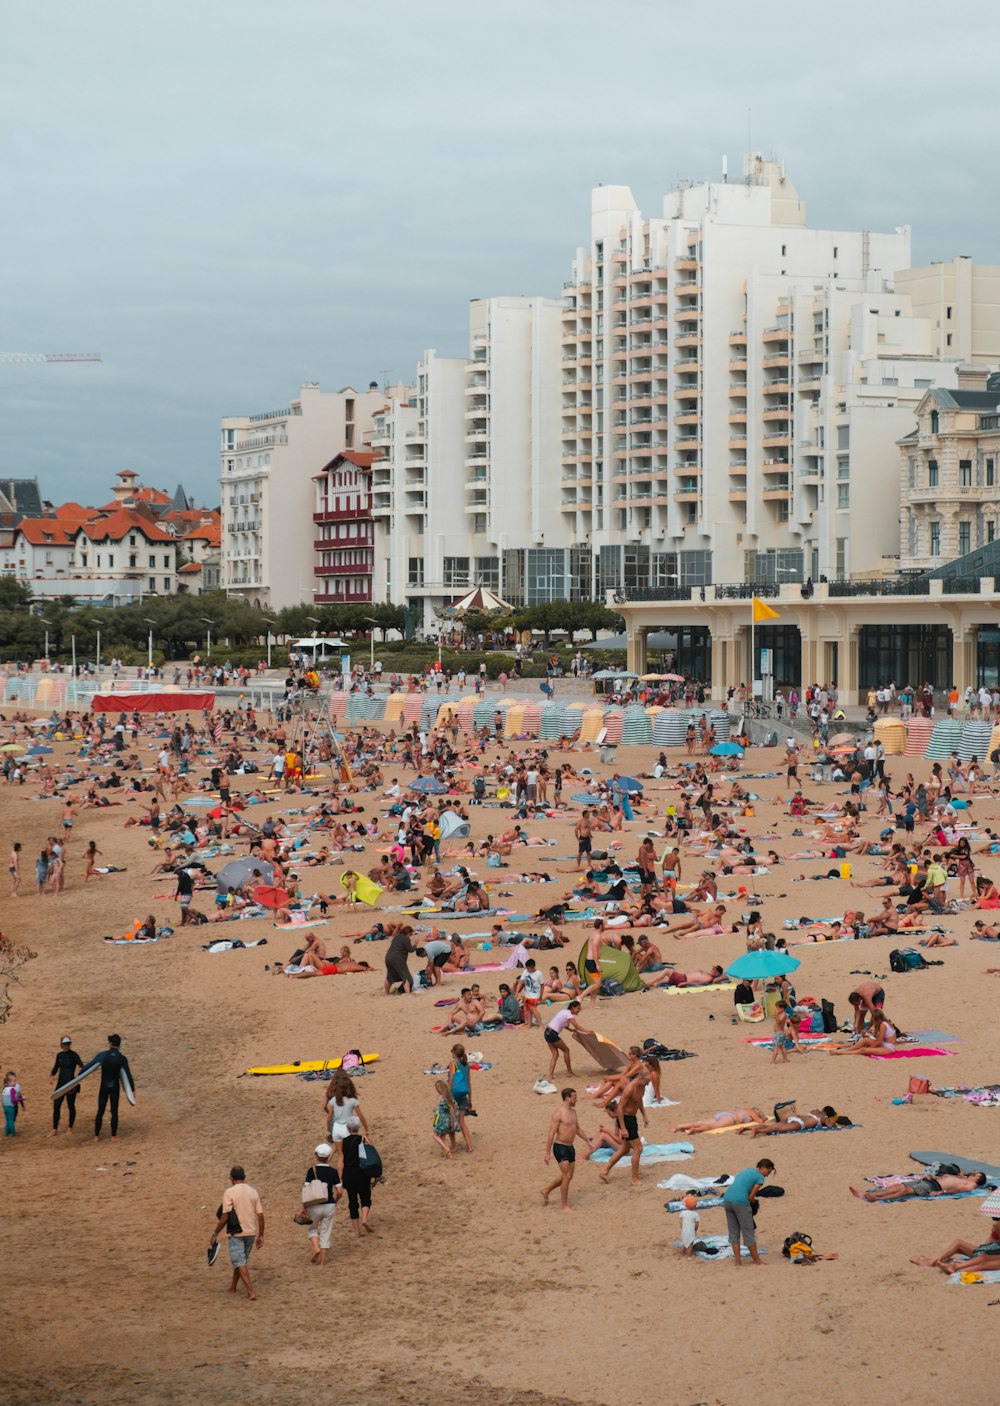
[867,1047,955,1060]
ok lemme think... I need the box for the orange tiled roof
[15,518,74,547]
[74,508,177,545]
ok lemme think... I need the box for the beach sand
[2,717,996,1406]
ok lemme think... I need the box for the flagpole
[750,595,755,707]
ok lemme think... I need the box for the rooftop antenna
[746,108,752,183]
[722,154,728,183]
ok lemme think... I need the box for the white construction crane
[0,352,102,363]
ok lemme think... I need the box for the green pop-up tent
[578,940,644,993]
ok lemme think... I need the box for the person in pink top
[543,1002,592,1080]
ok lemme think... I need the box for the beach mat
[866,1047,955,1059]
[589,1141,694,1164]
[911,1151,1000,1178]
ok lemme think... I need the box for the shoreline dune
[3,703,996,1406]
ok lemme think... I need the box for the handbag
[908,1077,931,1096]
[301,1167,328,1206]
[357,1140,383,1179]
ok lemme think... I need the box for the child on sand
[431,1080,458,1158]
[3,1071,25,1136]
[771,1001,801,1063]
[679,1194,700,1257]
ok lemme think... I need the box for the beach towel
[340,872,383,907]
[588,1141,694,1164]
[947,1269,1000,1284]
[930,1085,1000,1106]
[659,981,738,997]
[676,1234,764,1262]
[866,1047,955,1059]
[666,1196,725,1211]
[658,1173,734,1192]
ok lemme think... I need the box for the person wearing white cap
[297,1142,341,1266]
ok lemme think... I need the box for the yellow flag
[752,596,780,622]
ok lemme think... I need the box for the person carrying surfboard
[93,1034,135,1141]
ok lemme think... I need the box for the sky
[1,0,995,507]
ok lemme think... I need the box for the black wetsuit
[94,1048,135,1137]
[51,1047,84,1130]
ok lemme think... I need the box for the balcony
[313,507,370,525]
[314,587,372,604]
[728,489,748,502]
[674,412,701,427]
[673,436,701,449]
[728,330,748,345]
[798,345,824,363]
[728,461,748,474]
[674,333,700,349]
[762,379,791,394]
[762,406,791,421]
[315,559,373,577]
[233,433,288,452]
[675,255,698,272]
[728,411,747,424]
[674,488,700,503]
[762,326,791,343]
[313,533,372,551]
[762,433,791,448]
[762,484,791,500]
[761,459,790,474]
[762,354,791,369]
[728,435,748,449]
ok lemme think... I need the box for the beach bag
[820,999,838,1034]
[487,851,502,868]
[301,1167,328,1206]
[341,1049,364,1072]
[908,1077,931,1096]
[601,978,625,997]
[782,1232,813,1258]
[890,948,926,972]
[357,1139,383,1179]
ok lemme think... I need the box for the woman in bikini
[671,1108,765,1135]
[829,1008,902,1054]
[743,1105,850,1137]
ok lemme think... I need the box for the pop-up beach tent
[438,809,471,841]
[577,940,644,993]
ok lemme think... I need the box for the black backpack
[889,947,926,972]
[820,998,838,1033]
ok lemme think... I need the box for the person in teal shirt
[721,1159,775,1266]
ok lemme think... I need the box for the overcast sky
[1,0,994,507]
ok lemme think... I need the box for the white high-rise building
[220,382,384,608]
[559,154,957,589]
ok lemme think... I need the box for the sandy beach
[3,694,998,1406]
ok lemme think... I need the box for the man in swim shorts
[575,810,593,866]
[847,980,885,1033]
[598,1071,648,1187]
[541,1089,592,1211]
[851,1171,986,1202]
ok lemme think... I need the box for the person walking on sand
[722,1159,775,1267]
[598,1070,649,1187]
[211,1166,264,1301]
[93,1034,135,1141]
[543,1001,591,1080]
[9,841,20,897]
[541,1089,592,1211]
[50,1036,83,1136]
[770,1001,801,1063]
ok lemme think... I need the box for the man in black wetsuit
[50,1035,84,1137]
[93,1034,135,1141]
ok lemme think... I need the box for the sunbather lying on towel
[741,1105,852,1136]
[643,965,727,989]
[852,1172,987,1202]
[671,1107,765,1135]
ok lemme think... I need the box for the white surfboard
[120,1068,136,1106]
[51,1057,101,1100]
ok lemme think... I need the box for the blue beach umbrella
[409,777,448,795]
[611,776,644,794]
[27,744,54,755]
[710,741,745,756]
[726,950,801,980]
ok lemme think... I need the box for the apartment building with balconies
[221,381,384,608]
[560,154,941,592]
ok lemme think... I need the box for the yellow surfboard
[242,1053,380,1077]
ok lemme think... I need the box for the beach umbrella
[252,883,289,910]
[710,741,745,756]
[726,951,801,980]
[216,857,276,893]
[0,743,25,752]
[612,776,644,793]
[409,777,448,795]
[663,673,685,682]
[829,745,857,757]
[979,1189,1000,1217]
[640,673,668,681]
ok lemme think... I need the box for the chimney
[955,363,989,392]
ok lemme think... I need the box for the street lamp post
[71,633,77,679]
[38,616,50,663]
[262,616,276,670]
[306,615,321,666]
[144,617,157,671]
[201,617,214,661]
[364,616,378,670]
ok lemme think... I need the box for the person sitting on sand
[439,988,485,1034]
[643,964,726,989]
[633,935,665,972]
[830,1008,902,1054]
[672,1108,766,1135]
[865,896,900,936]
[743,1105,850,1137]
[852,1171,987,1202]
[911,1219,1000,1274]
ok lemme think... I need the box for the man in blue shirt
[721,1158,775,1266]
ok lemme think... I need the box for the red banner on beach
[90,692,215,713]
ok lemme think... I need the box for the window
[987,459,995,487]
[148,554,156,567]
[989,521,996,544]
[835,538,847,579]
[946,334,953,347]
[837,483,850,509]
[832,246,838,259]
[946,305,953,319]
[163,555,170,567]
[930,522,941,556]
[959,460,972,487]
[148,577,156,591]
[442,557,470,588]
[474,556,499,588]
[407,557,424,587]
[959,521,971,555]
[472,514,487,534]
[930,410,939,434]
[163,577,171,591]
[928,459,939,488]
[129,554,137,568]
